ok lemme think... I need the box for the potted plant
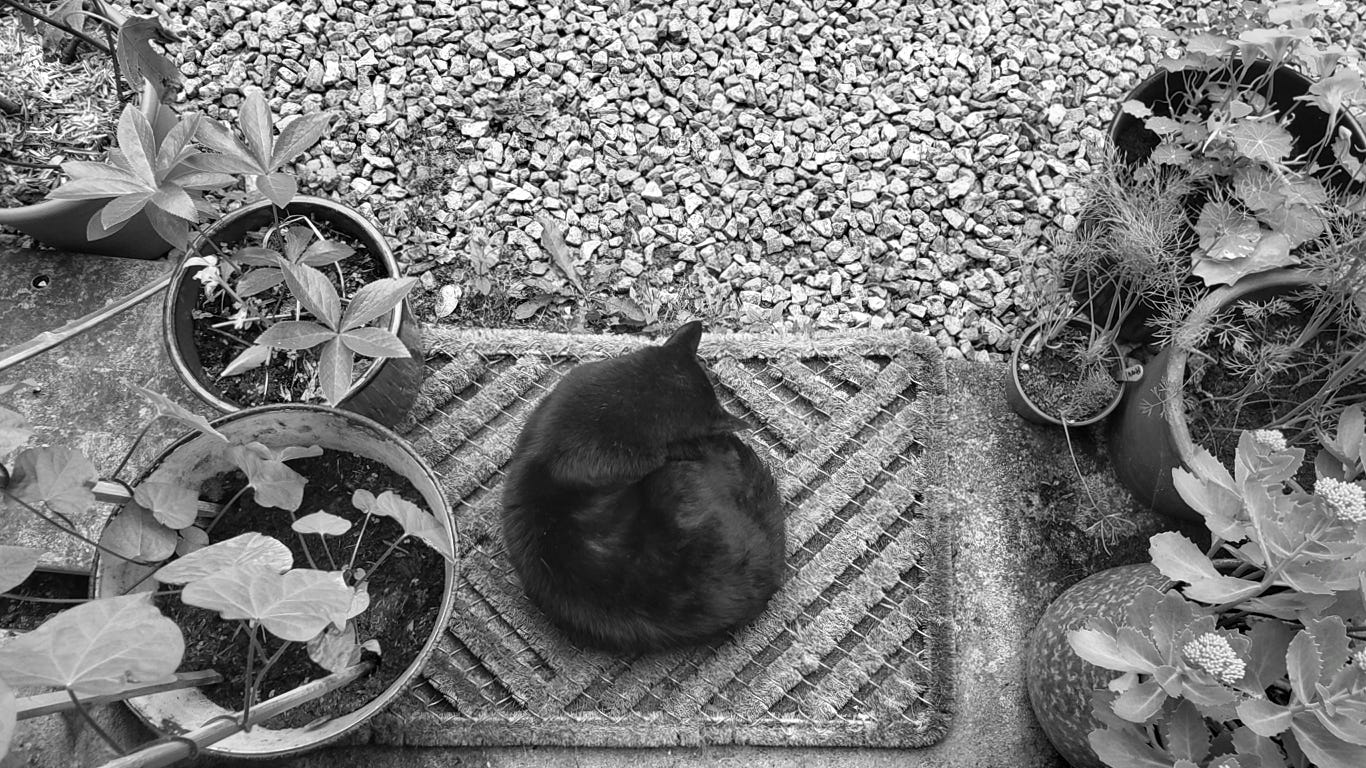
[0,0,183,259]
[0,385,457,761]
[1110,0,1366,289]
[1028,409,1366,768]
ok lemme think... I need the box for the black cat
[501,321,786,653]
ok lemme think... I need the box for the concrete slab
[0,245,1192,767]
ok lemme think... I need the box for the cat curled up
[501,321,786,653]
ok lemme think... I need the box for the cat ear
[663,321,703,355]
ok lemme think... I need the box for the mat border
[370,328,955,749]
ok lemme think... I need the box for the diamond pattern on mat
[386,333,950,747]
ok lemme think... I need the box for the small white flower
[1355,648,1366,672]
[1184,633,1246,685]
[1252,429,1288,452]
[1318,477,1366,523]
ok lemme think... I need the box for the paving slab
[0,245,1188,767]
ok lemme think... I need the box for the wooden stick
[18,671,223,720]
[95,661,374,768]
[92,480,222,516]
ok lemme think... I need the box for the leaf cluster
[1069,407,1366,768]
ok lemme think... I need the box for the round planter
[91,404,456,760]
[1026,564,1168,768]
[1005,319,1133,428]
[164,196,423,424]
[1106,269,1316,520]
[0,4,178,259]
[1111,61,1366,192]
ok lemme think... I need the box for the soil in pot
[1017,323,1122,422]
[1182,291,1366,488]
[189,220,384,407]
[0,13,120,209]
[0,571,89,631]
[154,448,443,729]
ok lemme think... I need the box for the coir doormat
[373,328,953,748]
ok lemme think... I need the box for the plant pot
[1026,563,1168,768]
[90,404,456,760]
[1005,320,1135,428]
[1110,61,1366,192]
[164,196,423,424]
[1106,269,1316,521]
[0,4,178,259]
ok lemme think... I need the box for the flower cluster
[1183,633,1247,685]
[1251,429,1288,452]
[1318,476,1366,523]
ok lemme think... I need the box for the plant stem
[0,0,114,55]
[65,689,125,756]
[109,419,158,482]
[203,485,251,535]
[0,592,88,604]
[287,510,319,569]
[203,325,255,348]
[254,639,292,687]
[0,490,153,565]
[241,623,258,732]
[365,535,409,577]
[319,534,336,571]
[345,510,374,576]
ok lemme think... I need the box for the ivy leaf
[115,16,181,100]
[0,593,183,695]
[181,566,353,642]
[0,407,31,458]
[1228,119,1295,163]
[155,532,292,584]
[130,385,226,442]
[0,545,41,593]
[227,445,308,511]
[132,481,199,530]
[306,620,357,673]
[100,503,177,562]
[291,511,351,537]
[359,491,455,562]
[5,447,97,520]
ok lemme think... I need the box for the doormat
[373,328,953,748]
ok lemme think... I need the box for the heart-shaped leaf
[133,481,198,530]
[0,545,41,593]
[130,385,226,442]
[0,593,183,695]
[176,526,209,557]
[340,277,418,332]
[5,447,97,520]
[155,531,291,584]
[361,491,455,562]
[227,445,308,511]
[181,566,353,642]
[100,503,177,563]
[0,407,31,458]
[306,620,357,673]
[256,321,335,351]
[347,580,370,619]
[292,511,351,537]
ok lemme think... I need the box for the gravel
[129,0,1363,360]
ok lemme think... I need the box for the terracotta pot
[0,4,178,259]
[1005,319,1137,428]
[1026,564,1168,768]
[1110,61,1366,192]
[91,404,456,760]
[1106,269,1318,520]
[163,196,423,423]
